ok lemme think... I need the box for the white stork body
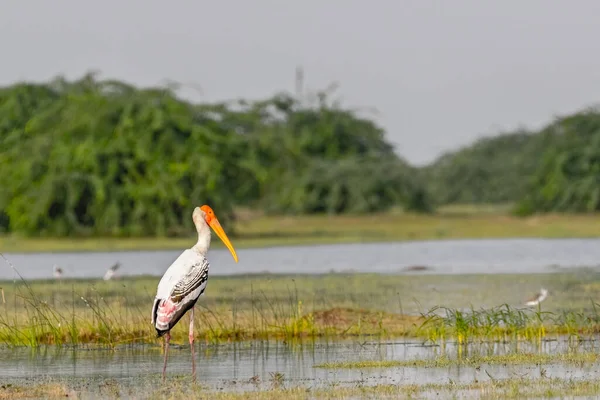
[53,265,63,279]
[151,205,238,382]
[103,262,121,281]
[152,249,209,334]
[525,288,548,307]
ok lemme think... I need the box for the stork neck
[192,228,211,255]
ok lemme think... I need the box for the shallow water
[3,238,600,280]
[2,337,600,396]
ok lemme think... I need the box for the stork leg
[162,331,171,382]
[189,307,196,382]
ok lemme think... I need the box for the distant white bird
[53,264,63,279]
[103,262,121,281]
[525,288,548,307]
[151,205,238,381]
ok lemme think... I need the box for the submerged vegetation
[0,269,599,398]
[314,351,600,369]
[6,375,600,399]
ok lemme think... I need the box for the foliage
[0,73,428,237]
[422,106,600,214]
[422,129,547,206]
[515,108,600,215]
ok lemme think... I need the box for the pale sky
[2,0,600,165]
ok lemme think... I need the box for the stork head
[192,205,238,263]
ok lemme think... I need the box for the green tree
[422,129,549,206]
[516,108,600,215]
[0,74,430,237]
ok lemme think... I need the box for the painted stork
[525,288,548,307]
[151,205,238,381]
[103,262,121,281]
[53,264,63,279]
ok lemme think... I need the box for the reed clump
[418,303,600,344]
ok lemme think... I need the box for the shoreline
[3,208,600,253]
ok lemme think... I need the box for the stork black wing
[169,257,210,304]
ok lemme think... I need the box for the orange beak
[203,208,238,263]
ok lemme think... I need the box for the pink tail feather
[155,298,177,331]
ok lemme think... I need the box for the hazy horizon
[2,1,599,165]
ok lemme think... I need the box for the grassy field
[3,205,600,253]
[1,269,600,399]
[0,270,599,347]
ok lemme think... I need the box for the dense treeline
[515,108,600,215]
[0,74,429,237]
[2,73,599,238]
[422,129,553,206]
[424,106,600,215]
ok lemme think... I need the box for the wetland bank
[2,259,600,398]
[3,230,600,399]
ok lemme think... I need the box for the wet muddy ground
[3,337,600,399]
[2,243,600,398]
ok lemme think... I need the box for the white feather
[103,262,120,281]
[152,248,211,331]
[103,270,115,281]
[155,249,206,299]
[53,264,63,279]
[151,206,219,332]
[525,288,548,307]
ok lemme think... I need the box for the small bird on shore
[151,205,238,382]
[103,262,121,281]
[53,265,63,279]
[524,288,548,307]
